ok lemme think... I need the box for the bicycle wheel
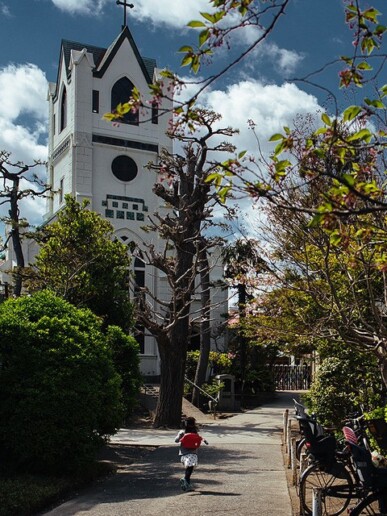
[350,492,386,515]
[299,462,353,515]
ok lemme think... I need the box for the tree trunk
[10,184,24,297]
[238,283,247,406]
[192,244,211,407]
[153,247,193,427]
[154,329,188,427]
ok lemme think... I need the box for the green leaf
[314,127,328,135]
[218,186,231,203]
[329,231,342,246]
[269,133,284,142]
[187,20,206,28]
[321,113,332,126]
[191,56,200,74]
[347,128,373,143]
[273,140,287,157]
[342,173,355,187]
[343,105,362,121]
[238,150,247,159]
[200,11,216,23]
[199,29,210,47]
[356,61,372,71]
[178,45,193,53]
[205,172,222,187]
[181,55,193,67]
[307,213,324,228]
[364,98,385,109]
[362,8,380,23]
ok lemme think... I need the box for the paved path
[43,392,296,516]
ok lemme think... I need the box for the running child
[174,416,209,491]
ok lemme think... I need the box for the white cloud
[0,63,48,228]
[200,80,321,153]
[265,43,304,76]
[127,0,210,28]
[50,0,107,15]
[240,40,304,77]
[50,0,208,19]
[0,2,11,17]
[0,64,47,121]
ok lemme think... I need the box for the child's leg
[185,466,194,482]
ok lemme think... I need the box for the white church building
[1,23,228,379]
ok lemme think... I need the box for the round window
[111,155,138,182]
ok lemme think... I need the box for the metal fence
[273,364,312,390]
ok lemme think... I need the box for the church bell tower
[46,12,173,377]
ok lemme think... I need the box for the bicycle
[293,399,325,461]
[344,439,387,515]
[297,415,354,515]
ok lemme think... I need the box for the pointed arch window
[60,86,67,132]
[133,254,145,354]
[111,77,139,125]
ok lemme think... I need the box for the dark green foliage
[304,346,383,427]
[106,325,142,420]
[28,195,134,332]
[0,290,124,474]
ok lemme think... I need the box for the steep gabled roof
[61,39,106,78]
[58,26,156,85]
[93,26,156,82]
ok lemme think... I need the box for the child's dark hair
[184,416,198,433]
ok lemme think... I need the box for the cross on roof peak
[116,0,134,30]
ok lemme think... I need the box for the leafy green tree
[26,195,133,331]
[0,290,123,473]
[222,239,266,373]
[239,171,387,387]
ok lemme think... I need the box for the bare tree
[131,109,236,427]
[0,151,51,296]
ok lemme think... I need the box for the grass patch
[0,461,113,516]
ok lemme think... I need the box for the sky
[0,0,385,232]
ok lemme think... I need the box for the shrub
[185,351,234,380]
[0,290,124,473]
[106,325,142,420]
[304,349,383,427]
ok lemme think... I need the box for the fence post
[312,488,323,516]
[291,437,297,485]
[287,418,292,465]
[283,409,289,451]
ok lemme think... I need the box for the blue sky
[0,0,385,230]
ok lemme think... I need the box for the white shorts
[181,453,198,467]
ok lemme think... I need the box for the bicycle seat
[296,415,325,439]
[296,416,336,462]
[293,399,308,418]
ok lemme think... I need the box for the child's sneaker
[180,477,188,491]
[186,481,194,491]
